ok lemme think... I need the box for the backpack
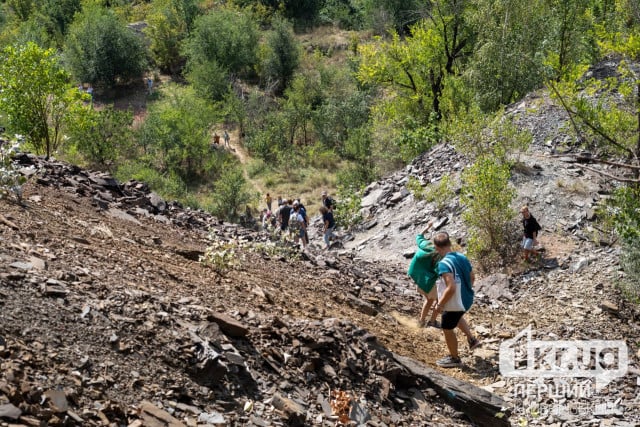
[289,211,301,231]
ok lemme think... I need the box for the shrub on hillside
[64,4,147,88]
[461,156,519,269]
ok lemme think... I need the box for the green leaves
[0,42,75,158]
[64,4,147,88]
[461,156,517,269]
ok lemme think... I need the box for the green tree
[7,0,34,21]
[136,85,220,182]
[66,105,134,168]
[465,0,549,111]
[0,42,79,159]
[259,16,300,96]
[543,0,596,79]
[183,8,258,76]
[212,165,254,221]
[549,19,640,295]
[145,0,200,74]
[64,4,147,88]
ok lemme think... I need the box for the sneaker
[468,337,481,350]
[436,355,462,368]
[425,320,442,329]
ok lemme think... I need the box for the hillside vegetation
[0,0,639,288]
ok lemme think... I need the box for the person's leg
[457,317,473,340]
[522,238,534,260]
[426,287,439,324]
[440,312,464,359]
[416,288,431,324]
[323,230,330,249]
[457,316,481,350]
[443,328,459,358]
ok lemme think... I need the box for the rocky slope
[2,80,640,426]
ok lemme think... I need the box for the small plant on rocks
[200,236,242,273]
[424,174,455,212]
[0,137,27,204]
[406,176,426,200]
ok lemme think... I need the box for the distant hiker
[261,209,269,230]
[407,221,441,328]
[520,205,542,262]
[223,130,230,148]
[277,195,283,207]
[432,231,480,368]
[147,77,153,94]
[265,193,273,211]
[213,132,221,145]
[87,85,94,107]
[321,191,335,211]
[320,205,335,251]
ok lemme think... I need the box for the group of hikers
[260,191,337,251]
[408,205,542,368]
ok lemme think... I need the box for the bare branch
[573,163,640,183]
[551,154,640,170]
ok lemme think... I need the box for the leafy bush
[64,4,147,88]
[65,105,134,169]
[406,176,426,200]
[211,165,255,221]
[424,174,455,212]
[200,237,242,274]
[461,157,518,269]
[183,8,258,76]
[136,85,220,182]
[0,42,78,159]
[258,16,300,95]
[114,161,187,201]
[602,185,640,299]
[334,185,363,230]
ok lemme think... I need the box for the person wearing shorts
[521,205,542,261]
[407,221,441,328]
[432,231,481,368]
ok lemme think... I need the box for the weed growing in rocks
[0,137,27,204]
[200,236,242,273]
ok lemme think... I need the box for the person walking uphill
[320,205,335,251]
[407,222,441,328]
[432,231,480,368]
[521,205,542,262]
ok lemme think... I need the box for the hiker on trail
[265,193,272,211]
[213,132,221,145]
[321,191,335,211]
[278,199,292,232]
[521,205,542,262]
[407,221,441,328]
[223,130,230,148]
[320,205,335,251]
[432,231,480,368]
[293,199,309,245]
[261,209,270,230]
[277,196,283,207]
[147,77,153,94]
[290,201,307,248]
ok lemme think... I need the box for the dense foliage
[0,0,638,286]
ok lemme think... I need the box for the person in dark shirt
[278,199,292,232]
[521,205,542,261]
[321,191,334,211]
[320,205,335,250]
